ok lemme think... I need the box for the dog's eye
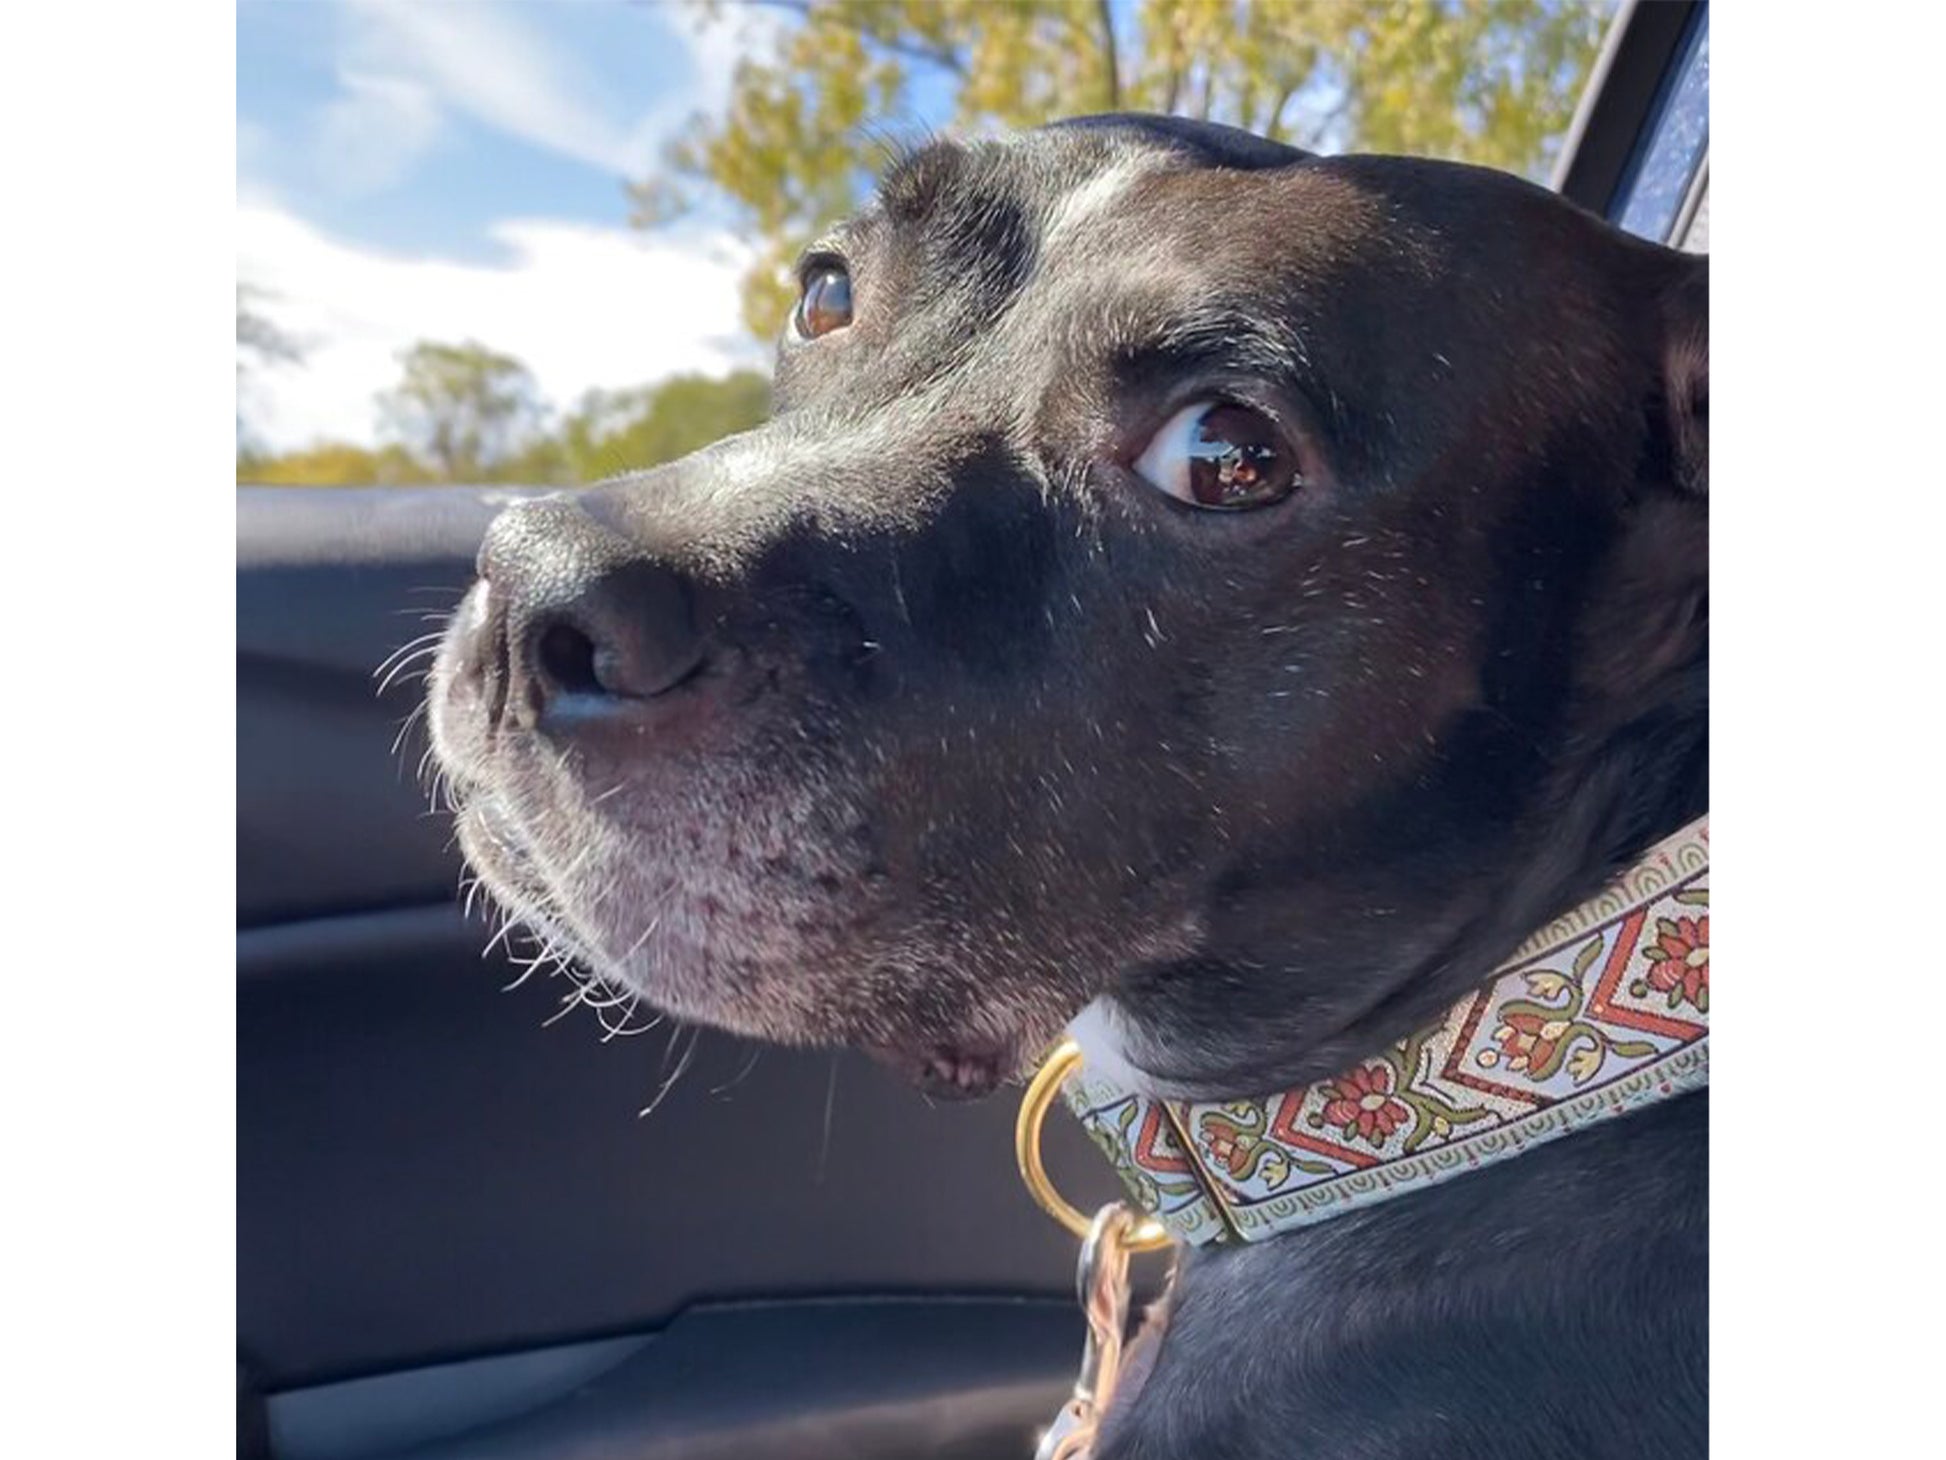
[794,263,853,339]
[1132,401,1301,510]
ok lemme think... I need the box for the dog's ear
[1572,251,1708,731]
[1655,255,1708,496]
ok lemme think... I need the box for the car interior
[236,4,1708,1455]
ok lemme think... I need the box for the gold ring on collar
[1015,1037,1172,1252]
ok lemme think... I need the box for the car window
[1614,5,1709,244]
[1679,183,1708,252]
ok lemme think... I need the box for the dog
[427,114,1707,1458]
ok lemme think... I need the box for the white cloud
[336,0,660,176]
[311,71,445,196]
[234,1,800,451]
[660,1,785,119]
[237,203,761,451]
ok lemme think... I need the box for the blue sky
[236,1,1601,453]
[237,0,810,450]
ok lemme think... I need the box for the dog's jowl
[428,115,1707,1458]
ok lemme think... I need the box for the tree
[490,370,772,485]
[237,285,302,372]
[236,441,434,487]
[237,284,304,451]
[561,371,772,481]
[377,340,545,481]
[240,366,770,488]
[636,0,1614,336]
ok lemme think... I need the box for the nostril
[536,621,605,697]
[505,552,708,720]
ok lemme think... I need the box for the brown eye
[795,264,852,339]
[1133,401,1301,509]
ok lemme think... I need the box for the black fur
[428,113,1708,1455]
[1101,1094,1706,1460]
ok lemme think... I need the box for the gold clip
[1016,1037,1171,1251]
[1021,1039,1177,1458]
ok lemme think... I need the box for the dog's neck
[1064,816,1708,1244]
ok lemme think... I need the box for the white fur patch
[1041,154,1154,254]
[1067,996,1159,1093]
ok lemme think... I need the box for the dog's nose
[478,498,706,728]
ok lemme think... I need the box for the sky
[236,0,796,452]
[236,2,1604,456]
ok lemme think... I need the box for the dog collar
[1060,817,1709,1246]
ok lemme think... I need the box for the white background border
[6,1,1943,1452]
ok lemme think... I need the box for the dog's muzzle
[461,496,715,741]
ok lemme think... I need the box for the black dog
[428,115,1707,1458]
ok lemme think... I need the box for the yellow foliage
[237,443,435,487]
[642,0,1615,338]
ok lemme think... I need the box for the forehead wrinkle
[873,132,1168,279]
[878,138,972,223]
[988,162,1419,420]
[805,210,875,266]
[1144,303,1308,380]
[828,134,1344,467]
[1002,229,1309,384]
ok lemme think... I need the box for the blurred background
[236,0,1615,489]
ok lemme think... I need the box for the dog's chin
[449,790,1060,1100]
[861,1034,1036,1102]
[434,670,1105,1102]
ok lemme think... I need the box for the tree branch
[745,0,970,76]
[1295,91,1355,153]
[1095,0,1121,109]
[1261,82,1299,143]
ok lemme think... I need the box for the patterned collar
[1063,817,1709,1246]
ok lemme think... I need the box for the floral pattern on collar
[1064,818,1710,1246]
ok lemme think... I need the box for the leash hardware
[1035,1199,1144,1460]
[1015,1037,1171,1252]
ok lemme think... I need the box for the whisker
[709,1044,764,1097]
[596,989,666,1041]
[608,1010,664,1038]
[483,917,522,963]
[390,701,430,759]
[377,644,442,696]
[658,1022,687,1077]
[595,992,635,1041]
[617,915,662,966]
[575,979,637,1012]
[639,1027,700,1118]
[541,991,586,1026]
[374,631,444,682]
[815,1056,841,1184]
[385,670,434,706]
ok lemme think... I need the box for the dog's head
[427,115,1707,1100]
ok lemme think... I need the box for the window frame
[1553,0,1710,246]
